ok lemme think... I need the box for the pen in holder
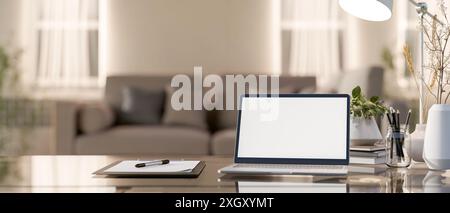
[385,108,411,168]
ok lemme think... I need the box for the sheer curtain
[282,0,341,86]
[35,0,99,88]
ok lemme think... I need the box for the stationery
[135,159,170,168]
[348,165,387,174]
[386,108,411,161]
[93,160,206,178]
[350,145,385,152]
[350,156,386,165]
[350,150,386,157]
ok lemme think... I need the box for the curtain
[283,0,341,86]
[36,0,97,88]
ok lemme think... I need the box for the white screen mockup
[237,97,348,160]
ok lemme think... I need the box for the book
[348,165,387,174]
[350,156,386,165]
[350,150,386,157]
[350,145,385,152]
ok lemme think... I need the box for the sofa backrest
[105,75,316,131]
[207,76,317,131]
[105,75,173,109]
[337,66,384,98]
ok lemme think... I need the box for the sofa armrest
[79,102,116,134]
[54,101,79,154]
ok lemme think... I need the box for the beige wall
[103,0,278,75]
[1,0,409,76]
[343,10,398,71]
[342,0,445,72]
[0,0,21,44]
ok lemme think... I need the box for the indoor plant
[350,86,388,146]
[1,43,38,155]
[403,45,427,163]
[403,0,450,170]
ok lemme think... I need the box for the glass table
[0,155,449,193]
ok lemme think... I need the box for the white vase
[409,124,426,162]
[350,117,382,146]
[423,171,450,193]
[424,104,450,170]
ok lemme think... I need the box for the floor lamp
[339,0,442,125]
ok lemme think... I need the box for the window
[280,0,343,86]
[32,0,102,88]
[396,0,421,87]
[396,0,446,88]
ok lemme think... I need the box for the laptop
[218,94,350,176]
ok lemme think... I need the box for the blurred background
[0,0,437,155]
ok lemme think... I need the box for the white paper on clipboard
[104,160,200,173]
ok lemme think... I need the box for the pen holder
[386,126,411,168]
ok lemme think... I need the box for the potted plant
[403,2,450,170]
[1,43,38,155]
[350,86,388,146]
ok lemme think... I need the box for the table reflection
[422,171,450,193]
[0,156,111,187]
[236,181,348,193]
[223,164,450,193]
[1,156,450,193]
[0,158,24,185]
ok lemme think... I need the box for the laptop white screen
[237,96,348,160]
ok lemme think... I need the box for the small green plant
[351,86,388,119]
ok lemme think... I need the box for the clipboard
[93,160,206,178]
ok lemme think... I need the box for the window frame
[30,0,104,89]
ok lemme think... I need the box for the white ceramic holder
[409,124,426,162]
[424,104,450,170]
[350,117,382,146]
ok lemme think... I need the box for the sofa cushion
[211,129,236,155]
[75,126,210,155]
[79,103,115,134]
[105,76,173,109]
[104,75,316,132]
[211,76,316,131]
[214,110,238,131]
[117,87,165,125]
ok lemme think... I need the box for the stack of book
[349,145,386,165]
[349,145,387,174]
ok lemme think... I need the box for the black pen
[405,109,412,129]
[386,112,393,127]
[396,110,400,130]
[391,108,397,130]
[135,159,170,168]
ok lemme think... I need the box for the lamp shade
[339,0,393,22]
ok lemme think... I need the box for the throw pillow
[117,86,165,125]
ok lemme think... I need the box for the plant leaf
[352,86,361,98]
[350,86,387,118]
[370,96,380,103]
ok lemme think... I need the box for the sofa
[54,75,316,155]
[55,66,403,156]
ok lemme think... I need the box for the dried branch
[405,0,450,106]
[403,45,439,100]
[446,88,450,103]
